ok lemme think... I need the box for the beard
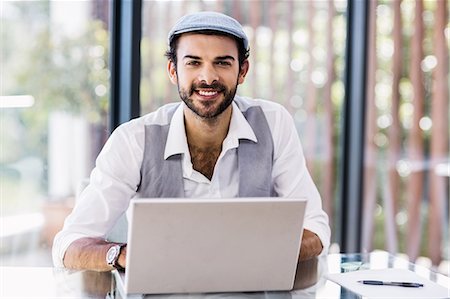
[177,80,238,119]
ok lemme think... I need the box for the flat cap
[168,11,249,51]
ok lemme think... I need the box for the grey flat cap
[168,11,249,51]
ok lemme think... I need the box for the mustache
[190,82,226,94]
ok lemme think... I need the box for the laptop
[113,197,307,297]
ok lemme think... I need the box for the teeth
[198,90,218,96]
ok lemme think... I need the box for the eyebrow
[183,55,201,60]
[182,55,236,61]
[215,55,235,61]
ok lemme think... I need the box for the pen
[358,280,424,288]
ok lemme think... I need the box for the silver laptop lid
[124,197,307,294]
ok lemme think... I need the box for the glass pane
[140,0,348,246]
[1,1,110,266]
[362,0,449,275]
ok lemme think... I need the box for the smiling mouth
[191,82,225,99]
[197,89,219,97]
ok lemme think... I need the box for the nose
[197,63,219,85]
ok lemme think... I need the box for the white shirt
[52,97,330,267]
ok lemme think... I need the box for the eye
[216,61,232,66]
[186,60,200,66]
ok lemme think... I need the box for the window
[361,0,449,273]
[4,0,446,273]
[1,1,110,266]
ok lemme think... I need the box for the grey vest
[106,102,276,243]
[138,103,275,197]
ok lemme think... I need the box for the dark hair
[165,30,250,69]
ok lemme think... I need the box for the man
[53,11,330,272]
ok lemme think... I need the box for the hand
[117,245,127,269]
[298,229,323,261]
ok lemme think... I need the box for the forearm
[63,237,126,272]
[298,229,323,261]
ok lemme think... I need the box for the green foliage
[2,14,109,164]
[1,2,110,212]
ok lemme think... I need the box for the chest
[189,146,222,180]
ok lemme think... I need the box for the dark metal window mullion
[109,0,142,132]
[338,0,370,253]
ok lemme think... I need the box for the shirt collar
[163,101,258,160]
[164,103,189,160]
[224,101,257,149]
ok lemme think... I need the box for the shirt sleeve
[52,121,144,267]
[269,105,331,255]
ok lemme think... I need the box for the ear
[167,60,178,84]
[237,60,249,85]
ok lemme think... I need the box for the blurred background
[0,0,448,276]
